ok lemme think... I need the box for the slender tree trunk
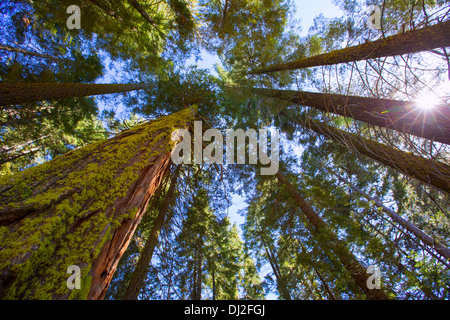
[252,87,450,145]
[122,165,180,300]
[294,117,450,194]
[276,170,390,300]
[0,83,152,106]
[258,229,292,300]
[0,44,65,61]
[250,20,450,74]
[297,240,337,300]
[191,244,203,300]
[353,208,441,299]
[0,107,196,299]
[329,168,450,262]
[128,0,155,24]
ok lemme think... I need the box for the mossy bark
[250,20,450,74]
[296,118,450,194]
[252,87,450,145]
[0,83,152,106]
[276,170,391,300]
[0,107,196,300]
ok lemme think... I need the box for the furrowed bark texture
[0,83,152,106]
[250,20,450,74]
[295,118,450,194]
[0,107,196,300]
[276,170,390,300]
[122,165,179,300]
[253,87,450,145]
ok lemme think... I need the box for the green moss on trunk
[0,107,196,299]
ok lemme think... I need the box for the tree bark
[276,170,390,300]
[252,87,450,145]
[122,165,180,300]
[0,83,152,106]
[250,20,450,74]
[294,117,450,194]
[0,107,196,299]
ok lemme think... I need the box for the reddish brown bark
[252,87,450,145]
[250,20,450,74]
[295,117,450,194]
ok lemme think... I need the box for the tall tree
[275,169,390,300]
[0,83,152,106]
[250,19,450,74]
[251,87,450,145]
[122,164,180,300]
[0,107,196,299]
[291,116,450,194]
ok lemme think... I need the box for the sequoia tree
[250,19,450,74]
[251,87,450,145]
[0,83,152,106]
[0,107,196,299]
[275,169,390,300]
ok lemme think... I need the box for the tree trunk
[191,245,203,300]
[250,19,450,74]
[128,0,155,24]
[0,83,152,106]
[276,170,390,300]
[0,107,196,299]
[122,165,180,300]
[252,87,450,145]
[258,229,292,300]
[329,168,450,263]
[0,44,65,61]
[294,117,450,194]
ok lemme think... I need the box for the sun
[414,91,440,111]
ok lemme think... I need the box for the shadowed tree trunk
[0,107,196,300]
[252,87,450,145]
[250,20,450,74]
[276,170,390,300]
[293,117,450,194]
[0,83,152,106]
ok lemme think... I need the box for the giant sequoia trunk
[276,170,390,300]
[122,165,179,300]
[0,107,196,299]
[294,117,450,194]
[252,87,450,145]
[250,20,450,74]
[0,83,152,106]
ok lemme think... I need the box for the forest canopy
[0,0,449,301]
